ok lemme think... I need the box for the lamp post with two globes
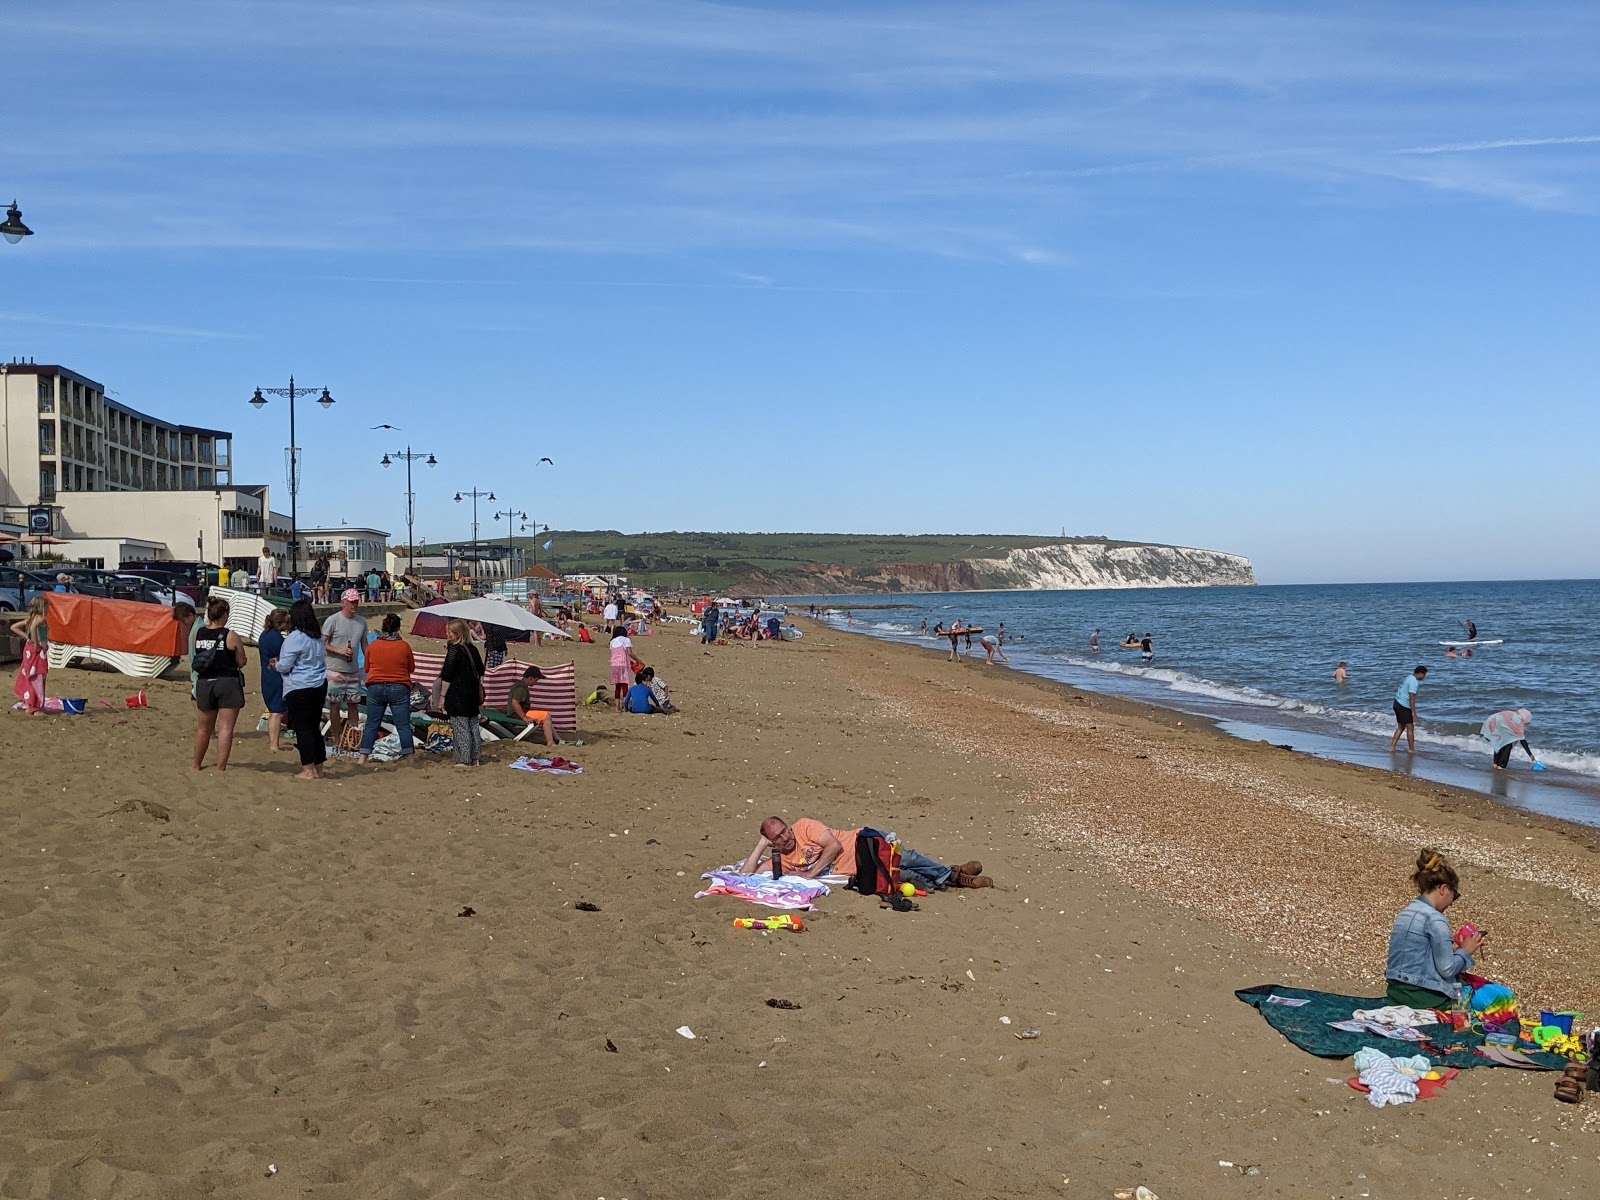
[454,487,495,589]
[382,447,438,578]
[248,377,333,575]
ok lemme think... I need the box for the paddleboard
[1439,639,1503,647]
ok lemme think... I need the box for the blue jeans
[360,682,415,756]
[898,846,953,891]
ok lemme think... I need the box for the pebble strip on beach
[856,666,1600,1016]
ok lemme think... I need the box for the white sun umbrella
[425,597,571,638]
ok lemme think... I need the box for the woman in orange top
[357,613,419,766]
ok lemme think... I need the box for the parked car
[104,574,179,606]
[0,566,52,611]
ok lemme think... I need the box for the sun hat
[341,587,362,603]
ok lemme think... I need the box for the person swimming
[1334,661,1349,683]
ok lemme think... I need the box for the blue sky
[3,1,1598,583]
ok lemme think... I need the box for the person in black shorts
[191,595,247,771]
[1390,665,1428,753]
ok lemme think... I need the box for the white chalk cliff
[967,543,1255,591]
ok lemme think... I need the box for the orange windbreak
[45,592,186,657]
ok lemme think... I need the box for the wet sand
[3,612,1600,1197]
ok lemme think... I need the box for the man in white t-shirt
[603,598,619,623]
[257,547,280,594]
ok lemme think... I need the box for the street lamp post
[1,201,33,245]
[454,487,494,590]
[248,377,333,576]
[381,447,438,577]
[494,505,529,586]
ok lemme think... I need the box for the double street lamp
[454,487,495,588]
[494,505,530,584]
[382,446,438,577]
[2,201,33,244]
[248,377,333,574]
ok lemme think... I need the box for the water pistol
[733,915,804,932]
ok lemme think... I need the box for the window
[198,437,213,465]
[81,558,104,570]
[74,464,85,491]
[39,465,56,501]
[37,378,53,412]
[38,421,55,455]
[181,434,194,460]
[199,468,213,487]
[157,464,168,488]
[168,431,179,457]
[182,466,196,489]
[215,439,230,467]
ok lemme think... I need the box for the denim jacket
[1385,896,1473,998]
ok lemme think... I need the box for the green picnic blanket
[1236,984,1565,1070]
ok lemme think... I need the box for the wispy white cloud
[1395,134,1600,155]
[0,310,250,340]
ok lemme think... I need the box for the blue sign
[27,506,52,535]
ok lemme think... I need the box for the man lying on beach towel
[738,816,994,890]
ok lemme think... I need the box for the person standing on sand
[9,596,50,715]
[322,589,368,748]
[947,620,965,662]
[191,595,248,772]
[609,624,640,712]
[1334,661,1349,683]
[358,613,420,767]
[258,608,291,752]
[434,619,485,768]
[1390,665,1428,753]
[277,599,329,780]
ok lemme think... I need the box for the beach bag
[850,828,902,897]
[191,627,228,676]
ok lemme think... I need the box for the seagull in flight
[538,457,554,465]
[372,423,401,430]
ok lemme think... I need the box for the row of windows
[36,461,231,499]
[33,379,230,465]
[303,539,387,561]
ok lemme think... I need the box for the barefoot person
[1389,665,1427,753]
[509,665,564,746]
[1333,661,1349,683]
[258,608,291,752]
[738,816,994,890]
[277,599,330,780]
[1385,849,1484,1009]
[433,619,484,769]
[9,596,50,715]
[980,632,1009,665]
[191,596,248,772]
[1481,708,1540,771]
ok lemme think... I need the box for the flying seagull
[538,456,553,464]
[371,423,401,430]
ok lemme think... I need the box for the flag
[543,539,553,551]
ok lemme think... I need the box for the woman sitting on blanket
[1385,848,1486,1010]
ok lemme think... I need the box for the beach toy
[1540,1011,1577,1036]
[1533,762,1548,771]
[733,915,804,932]
[125,691,148,709]
[900,882,917,897]
[61,698,86,715]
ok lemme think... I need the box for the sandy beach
[4,611,1600,1198]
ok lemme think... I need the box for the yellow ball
[900,882,917,897]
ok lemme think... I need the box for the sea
[797,580,1600,829]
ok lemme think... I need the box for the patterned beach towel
[509,755,585,775]
[695,868,832,910]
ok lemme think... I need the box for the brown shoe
[949,871,995,889]
[954,861,984,876]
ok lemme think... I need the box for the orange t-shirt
[364,637,416,686]
[780,818,859,877]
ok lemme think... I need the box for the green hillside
[515,530,1125,592]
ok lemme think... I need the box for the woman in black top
[192,595,248,772]
[434,619,484,767]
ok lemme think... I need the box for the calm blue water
[799,581,1600,824]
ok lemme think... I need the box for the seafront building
[0,360,311,574]
[297,526,391,581]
